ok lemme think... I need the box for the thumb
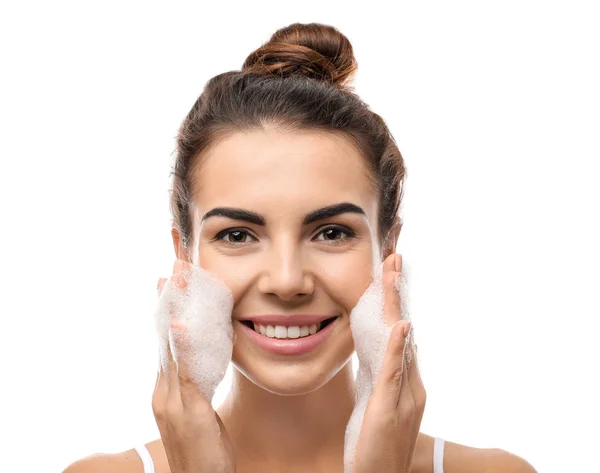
[372,320,411,408]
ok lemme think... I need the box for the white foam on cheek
[154,264,235,402]
[343,260,414,473]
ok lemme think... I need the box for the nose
[257,244,314,302]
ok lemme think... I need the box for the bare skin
[171,128,398,471]
[63,128,537,473]
[71,435,516,473]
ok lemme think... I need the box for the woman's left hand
[352,254,427,473]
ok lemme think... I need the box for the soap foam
[154,264,235,402]
[155,204,417,469]
[344,260,415,473]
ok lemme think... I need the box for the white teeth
[251,322,324,338]
[274,326,287,338]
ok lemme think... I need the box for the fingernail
[394,254,402,272]
[174,259,184,273]
[403,321,412,338]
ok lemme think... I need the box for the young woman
[64,22,536,473]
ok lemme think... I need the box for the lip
[237,317,339,356]
[239,314,338,326]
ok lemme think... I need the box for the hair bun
[242,22,358,90]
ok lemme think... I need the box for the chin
[231,330,355,396]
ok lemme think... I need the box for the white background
[1,1,598,472]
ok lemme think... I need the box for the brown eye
[314,226,356,245]
[215,229,257,247]
[214,225,356,248]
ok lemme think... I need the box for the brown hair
[169,22,406,254]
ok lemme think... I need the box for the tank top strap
[433,437,445,473]
[134,444,155,473]
[136,438,444,473]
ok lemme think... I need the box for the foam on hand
[343,260,415,473]
[154,263,235,402]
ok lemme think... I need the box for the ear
[381,216,402,262]
[171,225,191,262]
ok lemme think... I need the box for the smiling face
[173,127,392,395]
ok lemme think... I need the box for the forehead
[194,129,377,221]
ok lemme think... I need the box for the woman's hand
[351,254,427,473]
[152,260,236,473]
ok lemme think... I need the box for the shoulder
[481,448,538,473]
[443,439,537,473]
[61,448,145,473]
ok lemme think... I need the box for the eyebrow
[201,202,367,226]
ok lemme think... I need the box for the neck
[216,360,357,468]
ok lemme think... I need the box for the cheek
[197,244,375,308]
[330,263,375,315]
[196,248,248,292]
[338,279,373,316]
[313,249,374,299]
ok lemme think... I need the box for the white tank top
[134,444,155,473]
[134,437,445,473]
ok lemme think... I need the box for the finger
[372,319,411,409]
[170,321,207,409]
[157,277,167,298]
[382,253,402,327]
[397,343,421,460]
[169,259,206,409]
[153,350,168,402]
[154,277,170,401]
[173,258,190,287]
[165,333,181,401]
[397,338,414,412]
[165,259,188,382]
[405,341,427,416]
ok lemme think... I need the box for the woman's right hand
[152,261,236,473]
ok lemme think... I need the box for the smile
[237,316,339,356]
[240,317,338,339]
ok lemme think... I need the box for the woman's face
[177,128,386,395]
